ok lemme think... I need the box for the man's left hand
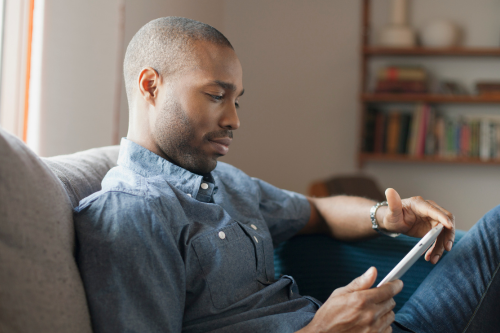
[379,188,455,264]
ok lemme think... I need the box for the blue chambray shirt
[74,139,321,333]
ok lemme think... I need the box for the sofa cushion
[274,230,466,312]
[44,146,119,208]
[0,128,92,333]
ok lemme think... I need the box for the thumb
[385,188,402,219]
[335,267,377,296]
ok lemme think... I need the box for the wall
[220,0,360,193]
[37,0,121,157]
[36,0,500,230]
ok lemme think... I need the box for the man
[74,17,499,333]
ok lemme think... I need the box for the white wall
[220,0,360,195]
[38,0,121,157]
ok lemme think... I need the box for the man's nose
[219,104,240,130]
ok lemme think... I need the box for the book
[480,118,491,161]
[386,112,402,154]
[425,108,436,155]
[459,121,471,157]
[416,105,430,157]
[374,112,387,153]
[435,116,445,157]
[363,108,378,152]
[407,105,423,156]
[398,114,412,154]
[490,122,497,159]
[445,118,457,158]
[496,126,500,159]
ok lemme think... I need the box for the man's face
[152,42,244,175]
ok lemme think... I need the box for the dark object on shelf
[378,66,427,81]
[375,66,428,94]
[375,80,427,93]
[476,81,500,96]
[308,175,385,202]
[437,80,469,95]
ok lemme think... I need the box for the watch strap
[370,201,400,238]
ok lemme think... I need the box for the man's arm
[299,187,455,264]
[295,189,455,333]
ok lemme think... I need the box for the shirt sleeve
[252,178,311,247]
[74,191,185,333]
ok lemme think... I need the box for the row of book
[364,105,500,160]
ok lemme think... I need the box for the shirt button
[218,231,226,240]
[253,236,258,243]
[201,183,209,190]
[250,224,257,230]
[187,194,192,197]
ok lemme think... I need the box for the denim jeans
[392,205,500,333]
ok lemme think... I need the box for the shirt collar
[117,138,217,203]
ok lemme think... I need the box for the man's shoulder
[73,165,171,215]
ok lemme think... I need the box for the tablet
[377,224,444,287]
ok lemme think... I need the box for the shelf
[364,47,500,57]
[359,153,500,166]
[362,93,500,104]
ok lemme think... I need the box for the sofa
[0,127,465,332]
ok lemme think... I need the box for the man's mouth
[208,137,232,156]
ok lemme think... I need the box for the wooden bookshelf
[362,94,500,104]
[360,153,500,166]
[358,0,500,168]
[364,47,500,57]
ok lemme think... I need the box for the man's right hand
[296,267,403,333]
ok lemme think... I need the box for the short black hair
[123,17,233,106]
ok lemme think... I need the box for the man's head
[124,17,244,175]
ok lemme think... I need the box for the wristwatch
[370,201,400,238]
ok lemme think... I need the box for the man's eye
[235,102,240,109]
[210,94,223,101]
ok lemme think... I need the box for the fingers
[333,267,377,296]
[365,280,403,303]
[421,200,455,264]
[375,297,396,318]
[378,310,396,333]
[410,197,453,229]
[426,200,456,251]
[424,239,437,262]
[426,228,456,264]
[426,200,456,228]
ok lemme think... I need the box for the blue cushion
[274,230,466,312]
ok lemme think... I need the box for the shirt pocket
[192,221,263,309]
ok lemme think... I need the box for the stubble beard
[153,98,223,175]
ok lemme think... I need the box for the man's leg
[393,205,500,333]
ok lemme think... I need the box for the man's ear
[138,67,160,106]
